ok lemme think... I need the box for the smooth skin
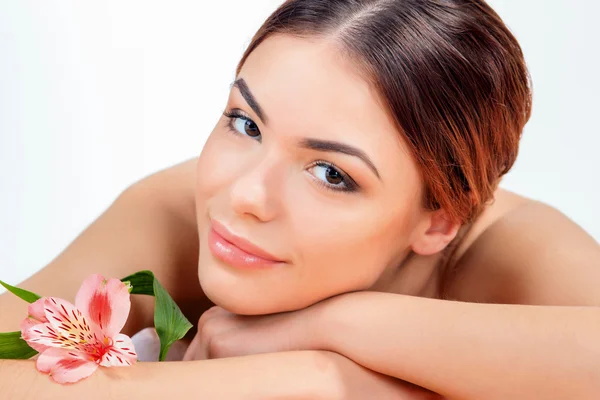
[0,159,437,400]
[2,34,600,399]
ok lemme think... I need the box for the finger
[182,333,202,361]
[165,339,191,361]
[197,305,223,328]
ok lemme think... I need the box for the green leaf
[121,271,193,361]
[0,280,41,303]
[121,271,155,296]
[0,332,38,360]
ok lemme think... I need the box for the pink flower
[20,274,137,384]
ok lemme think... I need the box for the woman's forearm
[0,351,338,400]
[318,291,600,400]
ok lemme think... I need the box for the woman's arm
[0,350,445,400]
[318,292,600,400]
[0,351,339,400]
[0,157,211,336]
[314,203,600,400]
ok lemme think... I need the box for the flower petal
[99,333,137,367]
[75,274,131,338]
[20,298,53,353]
[37,348,98,384]
[36,347,86,373]
[130,327,160,362]
[20,320,50,353]
[20,316,38,333]
[41,298,103,350]
[28,297,49,322]
[24,323,83,352]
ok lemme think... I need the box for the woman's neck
[370,223,474,299]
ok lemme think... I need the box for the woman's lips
[208,220,285,270]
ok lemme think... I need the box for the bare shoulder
[134,156,198,216]
[445,188,600,306]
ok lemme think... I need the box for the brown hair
[236,0,532,226]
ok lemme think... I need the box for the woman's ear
[410,209,461,256]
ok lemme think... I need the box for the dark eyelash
[222,109,261,141]
[311,161,359,193]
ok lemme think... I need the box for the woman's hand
[181,302,445,399]
[182,303,322,361]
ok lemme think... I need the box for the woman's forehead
[238,35,380,124]
[233,34,414,171]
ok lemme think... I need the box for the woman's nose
[228,156,281,223]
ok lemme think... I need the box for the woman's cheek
[296,223,377,294]
[298,203,401,295]
[197,133,244,194]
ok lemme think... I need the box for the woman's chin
[201,283,281,315]
[197,256,336,315]
[197,266,291,315]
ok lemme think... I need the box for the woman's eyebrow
[298,138,381,180]
[231,78,268,125]
[230,78,380,181]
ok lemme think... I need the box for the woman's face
[195,34,428,315]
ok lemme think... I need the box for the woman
[1,0,599,398]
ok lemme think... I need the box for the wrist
[306,296,339,352]
[309,291,366,353]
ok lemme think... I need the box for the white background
[1,0,598,291]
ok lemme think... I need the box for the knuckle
[199,319,220,343]
[207,333,231,359]
[197,306,222,329]
[206,305,223,315]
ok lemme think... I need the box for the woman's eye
[233,117,260,138]
[223,110,261,140]
[309,162,358,193]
